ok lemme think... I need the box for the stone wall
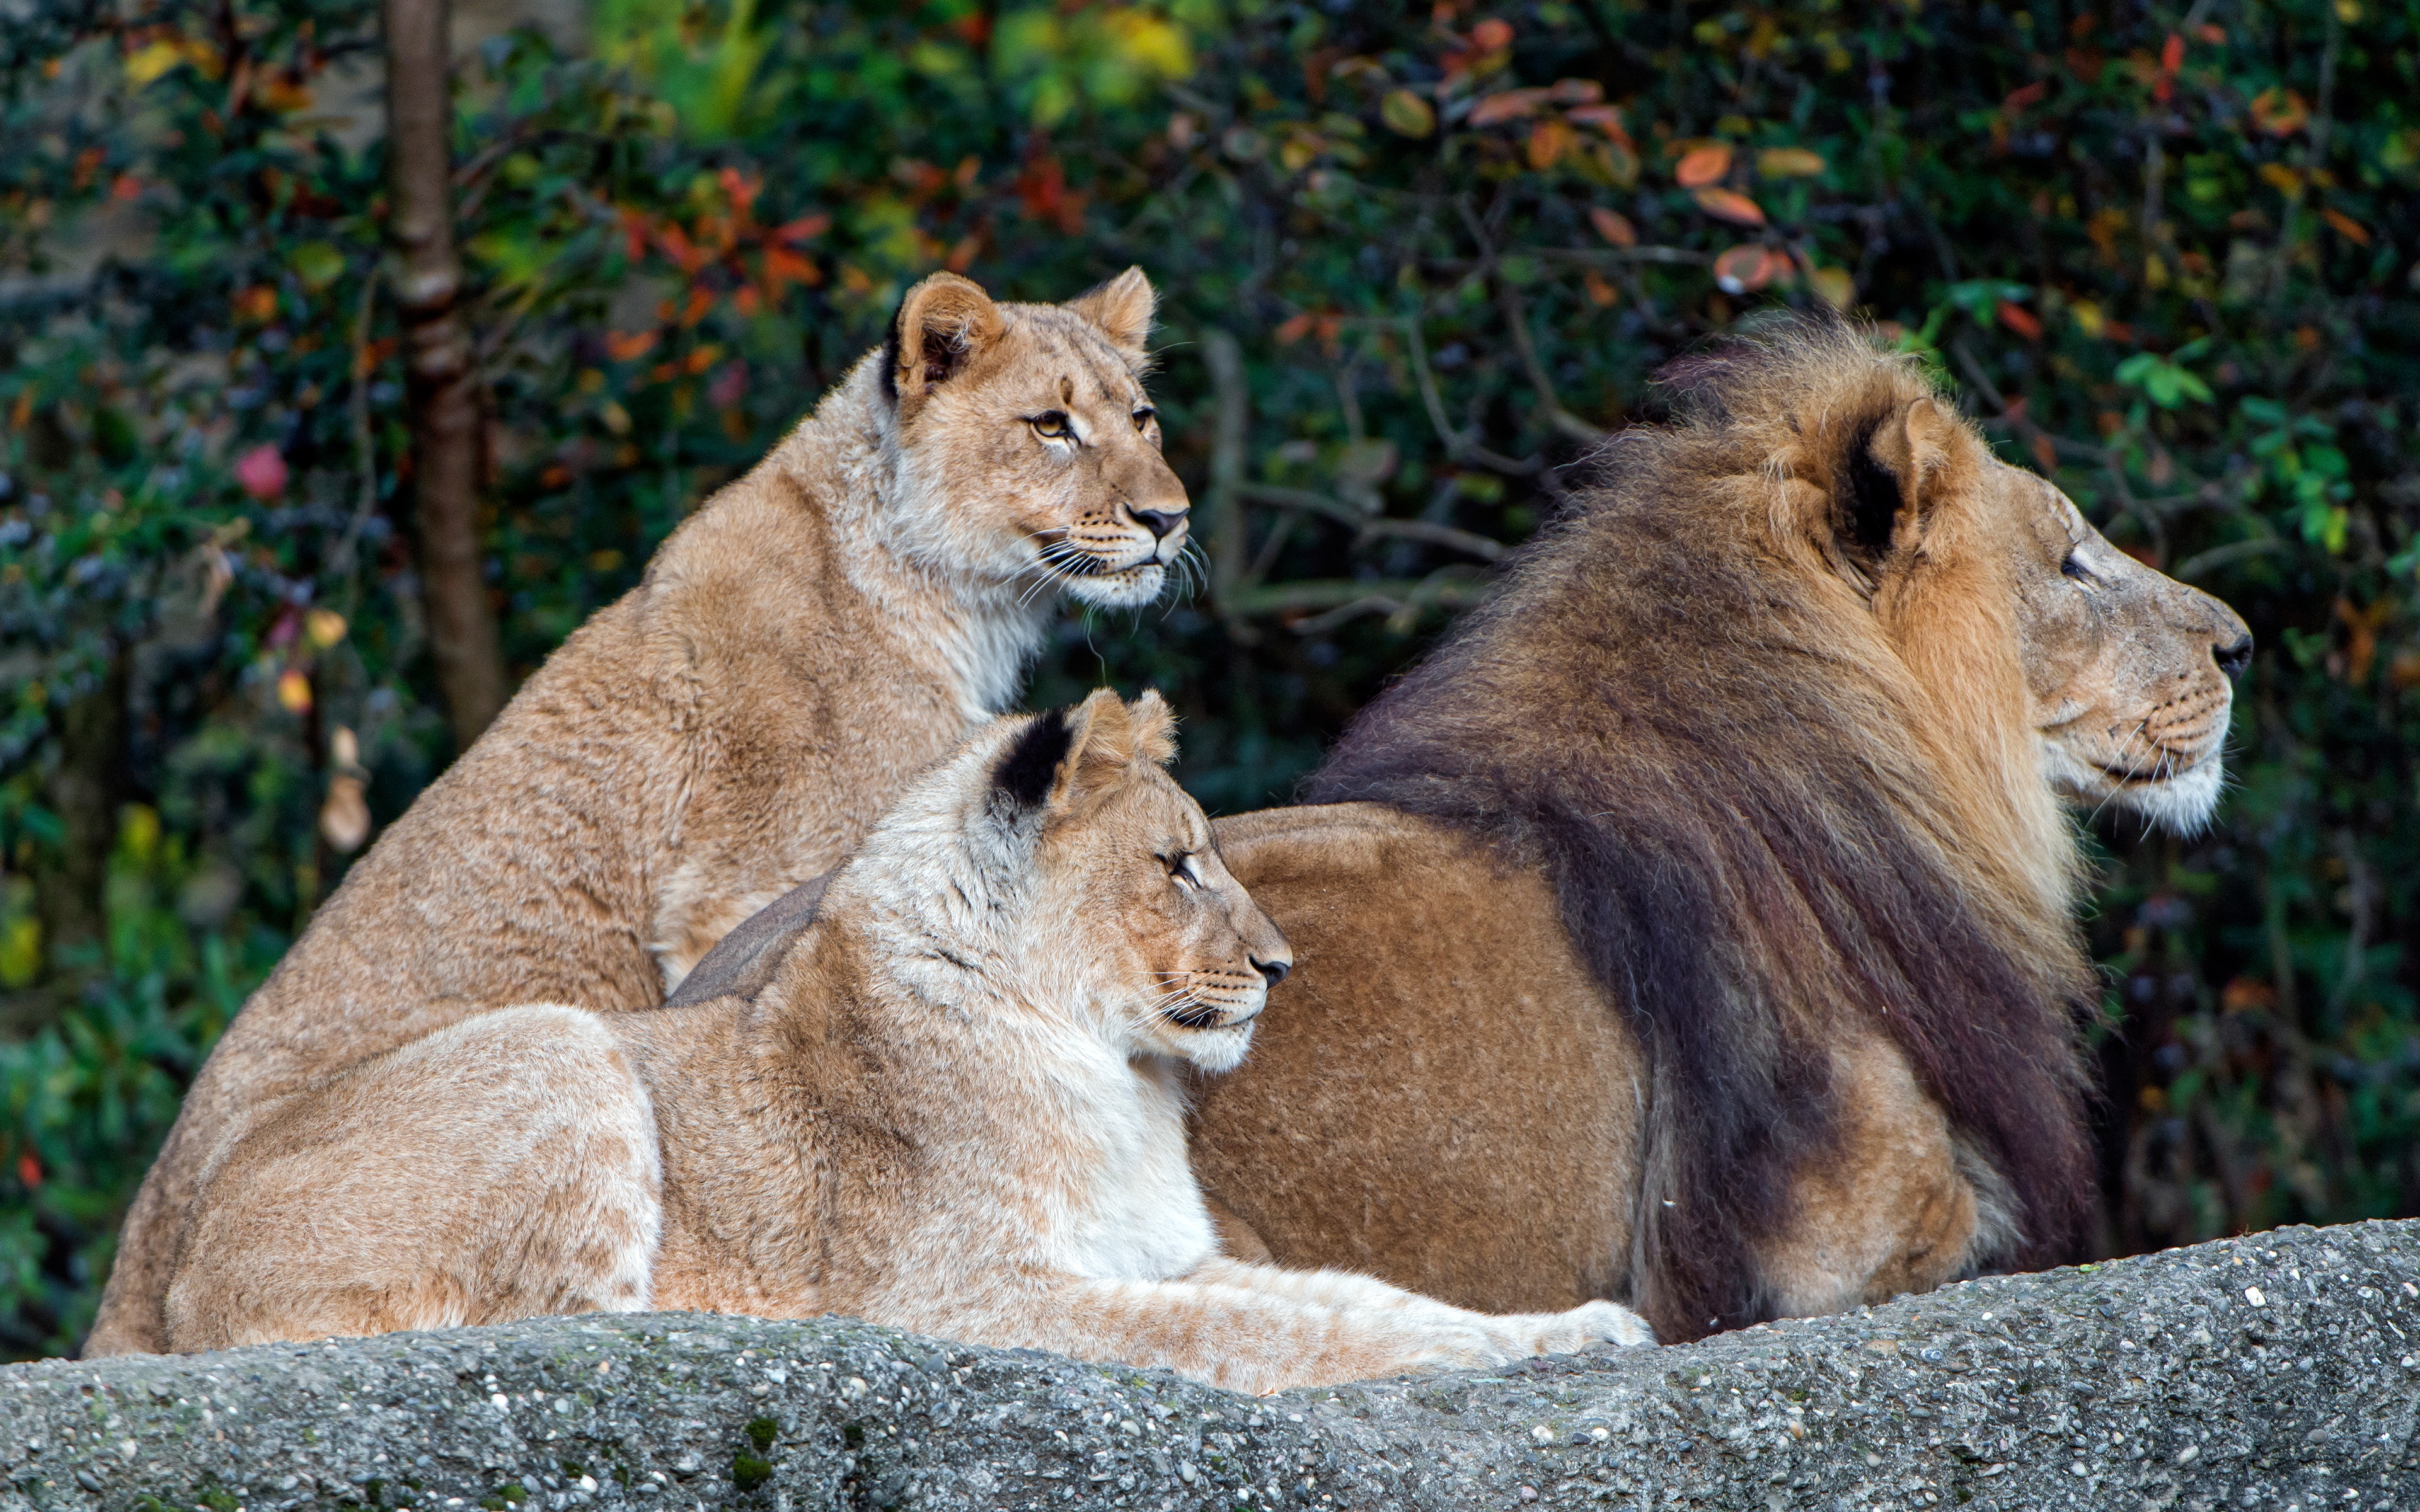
[5,1220,2416,1511]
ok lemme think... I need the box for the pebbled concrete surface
[4,1220,2416,1511]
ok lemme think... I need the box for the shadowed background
[0,0,2412,1357]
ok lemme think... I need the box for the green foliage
[3,0,2416,1355]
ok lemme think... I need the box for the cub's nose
[1252,956,1290,988]
[1133,505,1189,540]
[2214,633,2254,680]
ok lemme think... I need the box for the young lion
[91,270,1190,1358]
[164,692,1654,1390]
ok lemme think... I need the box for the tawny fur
[164,693,1656,1392]
[95,269,1191,1358]
[1187,319,2251,1342]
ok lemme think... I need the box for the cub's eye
[2060,550,2092,584]
[1161,852,1201,890]
[1029,411,1073,440]
[1132,406,1156,431]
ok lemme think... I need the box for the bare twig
[2172,536,2287,582]
[331,268,384,614]
[1235,483,1506,561]
[1399,316,1542,477]
[1222,571,1492,619]
[1497,280,1608,445]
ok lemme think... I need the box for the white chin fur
[2043,740,2226,837]
[2111,756,2225,836]
[1067,563,1168,609]
[1179,1022,1257,1075]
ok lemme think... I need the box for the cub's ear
[883,272,1006,421]
[1065,267,1156,362]
[992,706,1076,816]
[1829,395,1963,585]
[1126,689,1177,768]
[989,689,1174,824]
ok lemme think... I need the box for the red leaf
[1997,301,2043,340]
[2003,79,2048,112]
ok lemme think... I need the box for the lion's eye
[1163,852,1200,890]
[2060,550,2092,585]
[1029,411,1073,440]
[1132,406,1156,431]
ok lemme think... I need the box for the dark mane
[1305,321,2094,1341]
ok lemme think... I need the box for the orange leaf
[1674,143,1733,186]
[1713,244,1779,293]
[605,329,659,362]
[762,245,822,290]
[2249,86,2309,136]
[1527,120,1575,171]
[277,668,312,714]
[1589,207,1637,247]
[1691,186,1766,226]
[684,343,722,375]
[1274,312,1316,345]
[773,214,831,246]
[1470,18,1513,50]
[2160,32,2184,71]
[1997,301,2043,340]
[16,1152,38,1189]
[2320,207,2371,245]
[679,288,713,328]
[2003,79,2048,112]
[1565,105,1630,146]
[1468,88,1546,125]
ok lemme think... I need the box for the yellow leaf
[306,609,348,648]
[124,41,186,86]
[1810,266,1855,309]
[277,668,313,714]
[1757,147,1826,178]
[1380,89,1435,138]
[2257,163,2304,197]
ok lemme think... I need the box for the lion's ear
[884,272,1005,421]
[1834,396,1960,581]
[1066,267,1156,361]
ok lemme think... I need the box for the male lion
[164,692,1654,1390]
[90,269,1189,1357]
[1188,321,2254,1343]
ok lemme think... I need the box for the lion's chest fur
[1026,1045,1219,1283]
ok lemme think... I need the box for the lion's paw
[1484,1300,1656,1356]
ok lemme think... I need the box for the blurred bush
[1,0,2413,1355]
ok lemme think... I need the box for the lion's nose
[2214,633,2254,680]
[1252,956,1289,988]
[1133,505,1188,540]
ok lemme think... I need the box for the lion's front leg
[164,1005,662,1353]
[1753,1030,1996,1318]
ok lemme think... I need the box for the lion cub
[95,268,1192,1356]
[164,692,1654,1389]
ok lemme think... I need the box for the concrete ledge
[5,1220,2416,1511]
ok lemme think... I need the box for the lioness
[165,692,1654,1390]
[1187,322,2255,1341]
[91,269,1189,1358]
